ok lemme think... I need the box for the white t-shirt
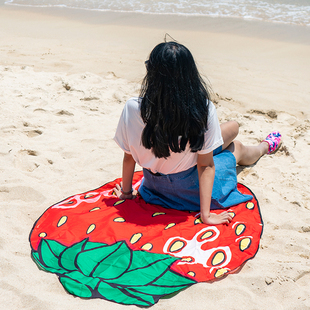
[114,97,223,174]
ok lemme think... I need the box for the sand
[0,4,310,310]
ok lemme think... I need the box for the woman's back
[114,97,223,174]
[140,42,211,159]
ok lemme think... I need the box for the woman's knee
[230,121,239,139]
[221,121,239,149]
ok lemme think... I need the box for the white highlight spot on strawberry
[52,192,102,209]
[163,227,232,272]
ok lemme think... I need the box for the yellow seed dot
[86,224,96,234]
[152,212,165,217]
[113,200,125,206]
[214,268,228,278]
[90,207,100,212]
[194,218,202,225]
[246,202,255,210]
[84,194,94,199]
[228,212,235,218]
[113,217,125,222]
[187,271,196,277]
[240,237,251,251]
[235,224,246,236]
[165,223,176,230]
[201,231,214,240]
[169,240,185,253]
[57,216,68,227]
[65,200,75,205]
[130,233,142,244]
[211,251,225,266]
[181,257,192,262]
[141,243,153,251]
[39,232,47,238]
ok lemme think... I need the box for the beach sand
[0,4,310,310]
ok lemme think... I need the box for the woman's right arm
[122,152,136,193]
[114,152,137,199]
[197,153,232,225]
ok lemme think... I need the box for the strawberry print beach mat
[29,171,263,307]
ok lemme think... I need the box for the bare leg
[220,121,239,150]
[220,121,269,165]
[226,140,269,166]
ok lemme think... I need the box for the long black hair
[140,41,211,158]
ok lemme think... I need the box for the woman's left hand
[201,211,233,225]
[113,182,138,200]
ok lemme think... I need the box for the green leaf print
[76,242,123,277]
[106,256,177,286]
[45,240,66,256]
[91,242,132,279]
[61,271,100,290]
[32,239,196,306]
[39,239,63,272]
[83,241,107,251]
[59,239,88,271]
[97,281,153,307]
[60,276,93,298]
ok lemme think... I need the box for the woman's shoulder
[207,100,216,111]
[123,97,142,121]
[125,97,141,109]
[207,100,217,117]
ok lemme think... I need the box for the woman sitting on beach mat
[113,41,281,225]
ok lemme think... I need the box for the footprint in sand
[14,149,39,172]
[1,125,17,134]
[56,110,74,116]
[248,109,278,119]
[26,130,43,138]
[295,271,310,288]
[0,186,45,202]
[80,96,99,101]
[21,149,38,156]
[33,108,48,113]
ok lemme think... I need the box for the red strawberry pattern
[30,171,263,290]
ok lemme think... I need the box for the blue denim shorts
[139,147,253,211]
